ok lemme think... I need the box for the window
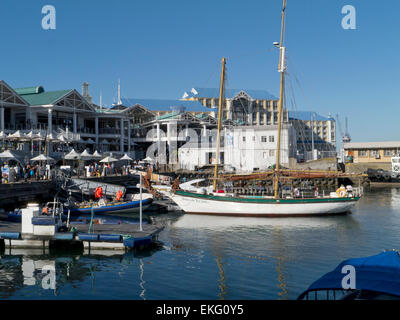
[358,150,367,157]
[253,136,256,141]
[261,136,267,142]
[242,136,246,142]
[269,150,275,157]
[384,149,395,157]
[269,136,275,143]
[370,150,380,157]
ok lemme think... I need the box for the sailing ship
[168,0,362,217]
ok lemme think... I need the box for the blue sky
[0,0,399,143]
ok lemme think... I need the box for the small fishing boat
[297,250,400,300]
[66,194,153,216]
[67,195,153,215]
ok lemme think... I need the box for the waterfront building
[344,141,400,164]
[182,87,289,125]
[179,124,296,172]
[289,111,336,160]
[0,79,337,170]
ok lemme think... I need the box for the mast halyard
[213,57,227,192]
[274,0,287,199]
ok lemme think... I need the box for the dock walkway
[0,219,164,251]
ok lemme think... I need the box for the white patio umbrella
[31,154,55,162]
[120,154,133,161]
[0,131,7,139]
[101,139,110,145]
[86,138,95,144]
[64,149,81,160]
[80,149,93,160]
[0,150,20,162]
[100,156,118,163]
[143,156,154,162]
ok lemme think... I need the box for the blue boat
[298,250,400,300]
[67,197,153,216]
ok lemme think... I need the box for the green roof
[15,86,45,95]
[195,113,210,120]
[157,112,180,120]
[19,90,72,106]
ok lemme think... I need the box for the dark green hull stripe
[176,190,360,204]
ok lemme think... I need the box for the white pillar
[120,118,124,153]
[156,123,160,163]
[47,108,53,133]
[167,122,171,165]
[227,99,232,120]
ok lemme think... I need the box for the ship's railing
[228,185,363,199]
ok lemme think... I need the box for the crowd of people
[1,162,55,184]
[0,158,153,184]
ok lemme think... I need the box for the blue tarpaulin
[298,251,400,299]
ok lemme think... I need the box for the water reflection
[172,213,357,231]
[0,245,162,299]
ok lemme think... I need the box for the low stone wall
[289,158,338,171]
[345,162,391,174]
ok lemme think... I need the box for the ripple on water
[0,188,399,299]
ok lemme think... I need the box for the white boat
[166,0,362,217]
[169,189,361,217]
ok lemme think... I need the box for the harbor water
[0,187,399,300]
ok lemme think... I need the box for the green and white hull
[170,190,360,217]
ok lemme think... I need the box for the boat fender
[314,188,319,197]
[294,188,300,197]
[98,199,106,207]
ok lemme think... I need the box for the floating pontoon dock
[0,205,164,251]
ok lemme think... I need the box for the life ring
[116,190,124,201]
[336,187,347,198]
[95,187,103,199]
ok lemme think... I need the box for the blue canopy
[298,251,400,299]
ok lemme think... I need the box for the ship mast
[274,0,287,199]
[213,57,226,192]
